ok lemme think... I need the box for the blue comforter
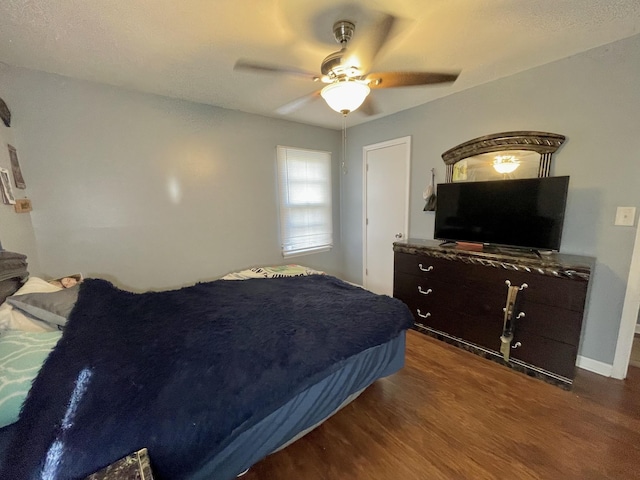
[1,275,412,479]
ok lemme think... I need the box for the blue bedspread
[1,275,413,479]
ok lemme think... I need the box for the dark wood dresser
[393,239,595,389]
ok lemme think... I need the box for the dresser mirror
[441,131,565,183]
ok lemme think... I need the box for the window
[276,146,333,257]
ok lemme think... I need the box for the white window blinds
[276,146,333,257]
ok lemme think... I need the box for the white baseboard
[576,355,613,377]
[636,324,640,335]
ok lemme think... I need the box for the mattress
[199,331,406,480]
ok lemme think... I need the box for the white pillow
[14,277,62,295]
[0,277,62,332]
[0,303,57,332]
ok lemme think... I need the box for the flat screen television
[434,176,570,252]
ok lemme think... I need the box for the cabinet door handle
[512,342,522,349]
[416,309,431,318]
[418,264,434,272]
[418,286,433,295]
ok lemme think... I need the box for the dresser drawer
[510,333,578,379]
[393,272,463,307]
[460,313,506,352]
[515,300,583,346]
[465,265,588,312]
[407,303,464,339]
[394,252,467,284]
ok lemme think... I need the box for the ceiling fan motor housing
[333,20,355,44]
[321,20,359,78]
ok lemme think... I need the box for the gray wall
[0,64,342,291]
[1,33,638,364]
[0,116,40,273]
[341,34,640,365]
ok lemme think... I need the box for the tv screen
[434,176,570,251]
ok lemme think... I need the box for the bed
[0,256,413,480]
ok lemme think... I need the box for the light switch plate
[615,206,636,226]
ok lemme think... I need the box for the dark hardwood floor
[243,330,640,480]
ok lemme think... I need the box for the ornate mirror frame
[441,131,565,183]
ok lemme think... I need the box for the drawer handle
[516,312,525,319]
[418,264,434,272]
[505,280,528,291]
[418,286,433,295]
[512,342,522,349]
[416,309,431,319]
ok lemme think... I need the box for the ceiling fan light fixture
[321,81,371,115]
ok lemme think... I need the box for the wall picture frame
[7,145,25,189]
[0,168,15,204]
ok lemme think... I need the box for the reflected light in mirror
[492,155,520,174]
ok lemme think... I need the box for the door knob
[395,233,403,239]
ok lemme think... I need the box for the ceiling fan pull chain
[342,114,348,175]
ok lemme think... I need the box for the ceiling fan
[235,15,460,116]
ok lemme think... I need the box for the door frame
[362,136,411,290]
[612,219,640,379]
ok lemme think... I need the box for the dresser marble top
[394,239,595,281]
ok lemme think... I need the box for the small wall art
[7,145,25,188]
[0,168,16,204]
[14,198,32,213]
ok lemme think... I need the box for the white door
[363,136,411,295]
[612,218,640,379]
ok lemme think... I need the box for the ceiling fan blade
[234,59,320,82]
[276,90,321,115]
[366,71,460,88]
[347,13,397,72]
[358,95,380,116]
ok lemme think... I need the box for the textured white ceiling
[1,0,639,129]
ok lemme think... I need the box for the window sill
[282,246,332,258]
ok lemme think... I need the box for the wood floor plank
[242,331,640,480]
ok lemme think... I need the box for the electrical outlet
[614,206,636,226]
